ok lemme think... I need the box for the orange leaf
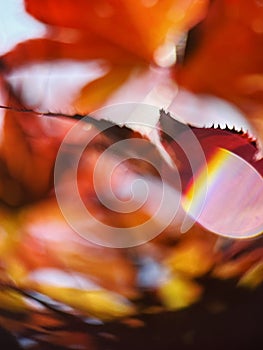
[74,65,138,113]
[212,248,263,280]
[1,1,208,115]
[25,0,208,61]
[17,197,137,298]
[176,0,263,140]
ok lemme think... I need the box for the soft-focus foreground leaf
[0,290,27,313]
[30,285,135,320]
[17,197,138,298]
[0,111,263,347]
[176,0,263,142]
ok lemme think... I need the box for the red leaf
[0,79,74,205]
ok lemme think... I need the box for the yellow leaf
[35,285,135,320]
[74,65,136,114]
[238,261,263,289]
[158,276,202,310]
[165,237,216,278]
[0,290,28,313]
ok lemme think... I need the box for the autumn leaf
[159,110,263,190]
[212,248,263,281]
[238,261,263,289]
[24,0,208,61]
[165,235,217,278]
[0,80,75,205]
[74,65,137,112]
[158,275,202,310]
[176,0,263,142]
[0,0,208,113]
[29,285,135,320]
